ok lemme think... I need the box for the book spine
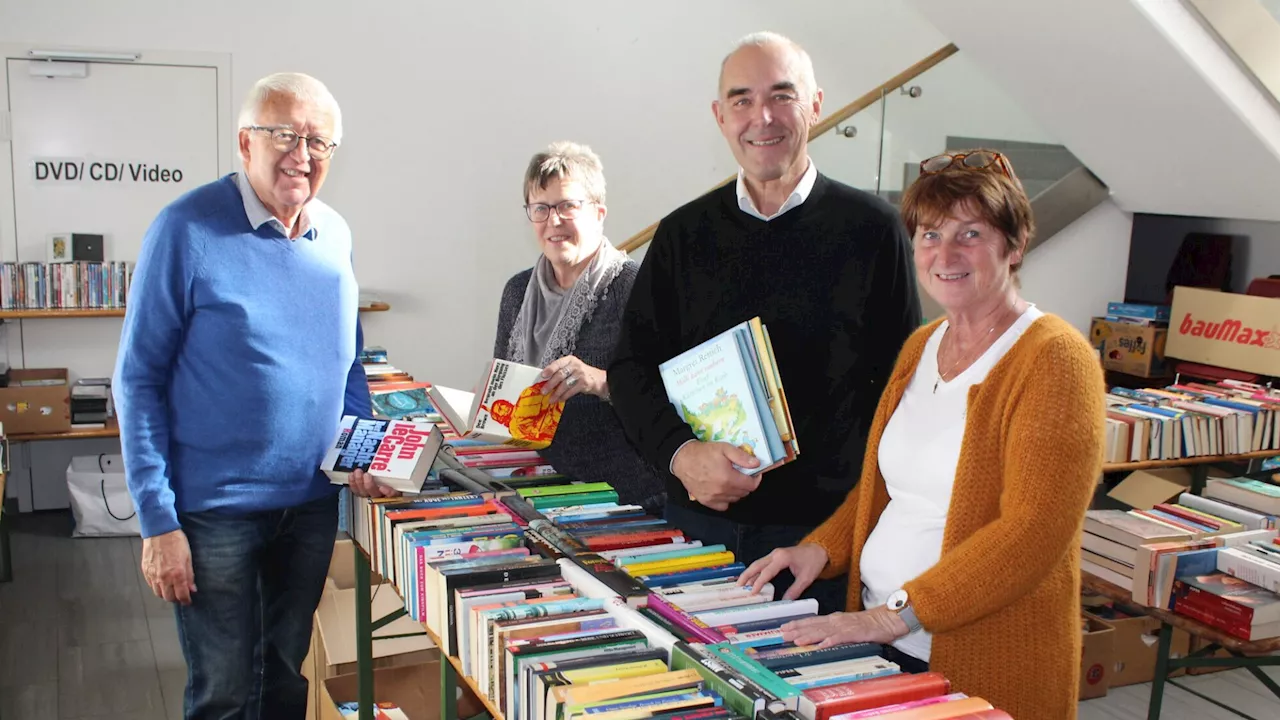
[646,595,727,643]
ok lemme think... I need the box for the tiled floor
[1,510,1278,719]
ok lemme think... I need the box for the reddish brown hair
[899,166,1035,273]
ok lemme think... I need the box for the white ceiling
[910,0,1280,222]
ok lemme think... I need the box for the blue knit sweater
[113,174,371,538]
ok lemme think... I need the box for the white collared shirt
[735,158,818,221]
[235,171,314,240]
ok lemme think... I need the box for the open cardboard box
[1107,467,1233,510]
[315,538,437,680]
[320,661,441,720]
[1084,608,1189,685]
[1080,614,1115,700]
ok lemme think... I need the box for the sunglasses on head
[919,150,1016,181]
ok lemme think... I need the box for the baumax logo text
[1177,313,1280,351]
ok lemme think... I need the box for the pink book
[645,593,726,643]
[832,693,970,719]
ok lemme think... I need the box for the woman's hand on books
[347,468,401,499]
[671,441,761,511]
[781,606,910,648]
[540,355,607,403]
[142,529,197,605]
[737,543,828,599]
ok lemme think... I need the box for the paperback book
[321,415,444,493]
[429,359,565,449]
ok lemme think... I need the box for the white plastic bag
[67,454,140,537]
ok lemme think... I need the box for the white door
[0,48,231,511]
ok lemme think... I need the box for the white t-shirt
[860,305,1044,662]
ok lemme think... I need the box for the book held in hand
[428,359,565,449]
[321,415,443,493]
[659,317,798,474]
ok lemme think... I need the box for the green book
[517,482,614,498]
[528,491,620,509]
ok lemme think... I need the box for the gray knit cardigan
[494,262,667,513]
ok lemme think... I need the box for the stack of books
[1103,379,1280,463]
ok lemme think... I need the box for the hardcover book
[659,317,797,475]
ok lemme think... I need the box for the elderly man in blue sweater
[113,72,373,719]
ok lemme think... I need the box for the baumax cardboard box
[1090,319,1168,377]
[1167,286,1280,377]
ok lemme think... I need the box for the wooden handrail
[617,43,959,253]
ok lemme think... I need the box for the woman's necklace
[934,322,999,394]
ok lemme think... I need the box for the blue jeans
[175,491,338,720]
[663,503,848,614]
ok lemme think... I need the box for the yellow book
[553,670,703,720]
[622,552,736,577]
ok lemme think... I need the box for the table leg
[1147,622,1173,720]
[355,546,374,720]
[441,653,458,720]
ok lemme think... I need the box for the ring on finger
[565,376,578,387]
[561,367,572,379]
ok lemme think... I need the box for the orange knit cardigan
[804,313,1105,720]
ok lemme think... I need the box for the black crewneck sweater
[608,173,922,527]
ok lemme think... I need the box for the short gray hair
[237,72,343,143]
[523,141,606,205]
[720,31,818,100]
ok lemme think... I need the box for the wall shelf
[0,303,391,320]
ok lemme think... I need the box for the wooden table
[1082,572,1280,719]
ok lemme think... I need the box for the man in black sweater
[607,32,921,611]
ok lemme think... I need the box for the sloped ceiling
[910,0,1280,222]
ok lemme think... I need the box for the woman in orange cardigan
[738,151,1105,719]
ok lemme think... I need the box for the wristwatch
[886,589,922,634]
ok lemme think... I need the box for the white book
[320,416,442,494]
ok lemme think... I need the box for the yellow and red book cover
[469,359,564,449]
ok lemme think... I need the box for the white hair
[720,31,819,100]
[237,72,343,143]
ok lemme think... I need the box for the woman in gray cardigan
[494,141,666,513]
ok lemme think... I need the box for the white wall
[0,0,950,387]
[1018,199,1134,335]
[910,0,1280,223]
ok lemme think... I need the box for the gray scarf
[507,238,629,368]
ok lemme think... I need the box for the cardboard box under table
[1080,614,1115,700]
[315,538,436,679]
[321,662,441,720]
[0,368,71,434]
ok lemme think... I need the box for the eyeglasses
[920,150,1013,179]
[524,199,593,223]
[245,126,339,160]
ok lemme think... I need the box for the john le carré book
[322,415,444,493]
[659,317,798,474]
[427,359,565,450]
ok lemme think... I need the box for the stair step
[944,136,1082,182]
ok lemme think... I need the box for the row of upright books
[0,261,133,310]
[1103,378,1280,463]
[341,452,1014,719]
[1082,473,1280,641]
